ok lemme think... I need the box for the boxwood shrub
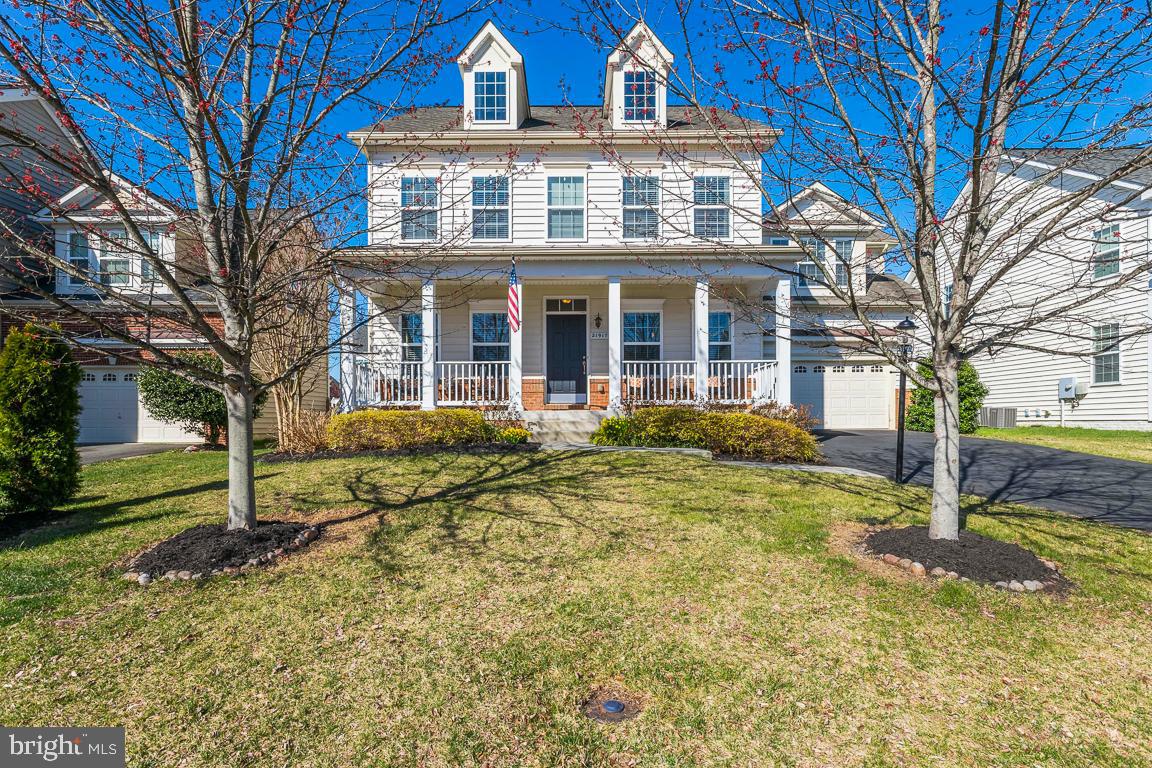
[327,408,513,452]
[591,406,820,463]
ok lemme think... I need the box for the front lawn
[975,425,1152,463]
[3,450,1152,767]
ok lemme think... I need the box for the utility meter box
[1058,377,1087,401]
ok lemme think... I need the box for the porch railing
[357,360,422,407]
[437,361,510,405]
[707,360,777,404]
[622,360,697,403]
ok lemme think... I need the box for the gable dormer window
[474,71,508,122]
[623,70,657,122]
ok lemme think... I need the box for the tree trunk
[929,354,961,540]
[224,378,258,530]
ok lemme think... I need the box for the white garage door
[79,368,139,443]
[79,366,200,444]
[793,362,893,430]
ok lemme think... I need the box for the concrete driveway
[818,430,1152,532]
[79,443,188,465]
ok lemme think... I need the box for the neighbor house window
[833,239,853,287]
[547,176,584,239]
[623,312,661,360]
[100,230,131,287]
[1092,224,1120,279]
[400,313,423,362]
[622,175,659,239]
[141,230,163,282]
[709,312,732,361]
[693,176,730,238]
[473,71,507,122]
[400,177,438,241]
[472,177,510,240]
[471,312,510,361]
[623,70,657,121]
[766,234,790,246]
[1092,323,1120,384]
[67,232,90,286]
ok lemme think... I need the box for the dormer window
[623,70,657,122]
[474,71,508,122]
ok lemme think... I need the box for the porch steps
[523,410,607,445]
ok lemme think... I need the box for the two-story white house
[337,21,912,429]
[964,149,1152,430]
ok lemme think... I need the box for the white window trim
[470,174,513,243]
[66,230,92,288]
[622,68,659,124]
[472,70,509,124]
[1091,223,1121,282]
[622,308,664,361]
[541,295,591,386]
[545,173,588,242]
[708,310,733,361]
[399,175,440,243]
[621,174,661,241]
[1091,321,1122,386]
[692,175,733,241]
[468,304,511,362]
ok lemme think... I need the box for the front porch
[339,275,792,411]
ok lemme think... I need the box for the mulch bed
[258,442,539,463]
[863,525,1072,591]
[128,521,314,580]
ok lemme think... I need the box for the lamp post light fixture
[895,316,918,484]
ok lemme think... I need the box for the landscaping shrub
[327,408,497,452]
[746,401,819,431]
[278,411,331,453]
[906,359,988,434]
[495,426,532,444]
[137,351,265,443]
[590,406,821,462]
[0,325,82,515]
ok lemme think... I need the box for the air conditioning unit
[979,407,1018,428]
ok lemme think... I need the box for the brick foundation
[522,377,545,410]
[588,377,609,409]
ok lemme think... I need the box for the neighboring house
[963,149,1152,430]
[0,176,328,443]
[336,21,917,429]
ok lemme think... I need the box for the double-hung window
[1092,323,1120,384]
[623,70,657,122]
[400,313,423,362]
[547,176,584,240]
[400,177,438,241]
[472,177,510,240]
[472,312,510,361]
[708,312,733,361]
[833,238,853,287]
[693,176,730,239]
[622,175,659,240]
[1092,224,1120,280]
[100,230,131,287]
[67,232,90,286]
[797,238,826,286]
[141,230,163,283]
[473,71,507,122]
[623,312,661,360]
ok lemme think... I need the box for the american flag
[507,260,520,333]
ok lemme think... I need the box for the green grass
[3,449,1152,767]
[975,425,1152,463]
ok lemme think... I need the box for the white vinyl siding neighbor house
[964,150,1152,430]
[340,21,911,425]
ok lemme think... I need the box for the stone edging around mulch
[871,550,1064,593]
[121,525,320,586]
[258,443,538,463]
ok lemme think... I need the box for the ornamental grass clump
[591,405,820,463]
[327,408,498,452]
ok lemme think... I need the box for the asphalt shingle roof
[351,105,775,136]
[1009,146,1152,187]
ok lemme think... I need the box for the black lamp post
[894,316,917,484]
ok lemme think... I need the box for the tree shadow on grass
[283,449,672,583]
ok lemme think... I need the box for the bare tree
[568,0,1152,539]
[0,0,489,529]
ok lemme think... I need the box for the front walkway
[818,430,1152,532]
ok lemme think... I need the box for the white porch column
[608,277,622,409]
[337,283,358,413]
[775,277,792,405]
[509,280,523,412]
[694,279,709,402]
[420,279,436,410]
